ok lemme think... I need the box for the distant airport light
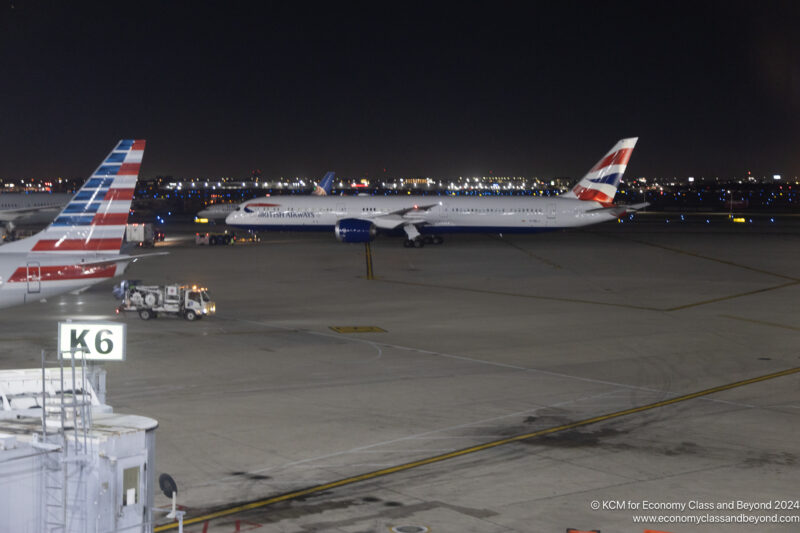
[687,177,695,182]
[773,174,781,180]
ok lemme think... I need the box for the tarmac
[1,217,799,532]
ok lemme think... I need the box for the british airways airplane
[0,140,147,308]
[196,171,335,221]
[226,138,642,247]
[0,193,72,228]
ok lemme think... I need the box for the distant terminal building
[0,367,158,533]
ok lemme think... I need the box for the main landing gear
[403,235,444,248]
[401,223,443,248]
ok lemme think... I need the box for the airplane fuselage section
[226,196,619,233]
[0,252,124,309]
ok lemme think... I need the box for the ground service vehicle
[195,231,235,245]
[118,284,215,321]
[126,223,156,247]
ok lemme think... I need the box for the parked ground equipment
[126,223,156,247]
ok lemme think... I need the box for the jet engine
[334,219,376,243]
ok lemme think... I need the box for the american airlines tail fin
[1,140,145,254]
[561,138,638,206]
[312,171,335,196]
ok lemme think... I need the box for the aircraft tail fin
[561,138,638,206]
[312,171,335,196]
[1,140,145,254]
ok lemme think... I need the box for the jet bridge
[0,356,158,533]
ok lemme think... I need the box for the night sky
[1,1,798,180]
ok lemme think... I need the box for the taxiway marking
[375,276,799,313]
[376,278,661,311]
[154,366,800,531]
[720,314,800,332]
[627,238,799,282]
[665,280,800,311]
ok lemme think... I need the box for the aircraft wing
[363,203,440,230]
[388,203,439,217]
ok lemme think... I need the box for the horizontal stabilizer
[586,202,649,217]
[69,251,169,267]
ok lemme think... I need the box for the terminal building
[0,366,158,532]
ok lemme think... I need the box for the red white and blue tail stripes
[0,140,147,308]
[562,138,637,206]
[8,140,145,254]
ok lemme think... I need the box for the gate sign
[58,321,126,361]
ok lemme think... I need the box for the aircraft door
[439,202,449,222]
[26,261,41,294]
[546,202,557,226]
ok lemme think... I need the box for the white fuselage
[226,195,619,234]
[0,252,127,309]
[0,139,147,309]
[0,193,72,226]
[197,203,238,220]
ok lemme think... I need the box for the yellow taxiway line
[154,366,800,531]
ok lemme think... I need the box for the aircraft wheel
[422,235,434,245]
[138,309,153,321]
[403,239,414,248]
[433,235,444,245]
[413,238,425,248]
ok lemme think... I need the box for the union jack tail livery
[561,137,638,206]
[226,137,643,246]
[0,140,147,309]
